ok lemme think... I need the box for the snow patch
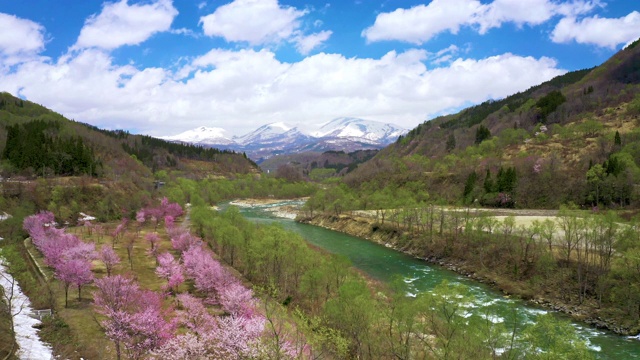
[0,259,53,360]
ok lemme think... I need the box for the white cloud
[0,13,46,65]
[74,0,178,50]
[199,0,331,53]
[362,0,600,44]
[552,11,640,49]
[293,30,333,55]
[0,46,564,137]
[362,0,483,45]
[200,0,305,45]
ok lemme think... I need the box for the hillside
[0,92,258,180]
[0,92,259,221]
[345,39,640,209]
[260,149,379,179]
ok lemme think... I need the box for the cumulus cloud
[551,11,640,49]
[0,45,565,136]
[74,0,178,50]
[362,0,599,44]
[362,0,482,45]
[0,13,46,65]
[200,0,331,53]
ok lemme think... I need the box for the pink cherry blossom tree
[94,275,176,360]
[55,258,93,307]
[63,242,97,262]
[156,252,184,293]
[98,245,121,276]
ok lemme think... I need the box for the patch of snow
[78,212,96,222]
[0,259,53,360]
[161,126,234,145]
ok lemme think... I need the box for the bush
[627,94,640,116]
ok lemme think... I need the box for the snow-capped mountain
[161,118,407,162]
[233,122,311,146]
[311,117,407,144]
[161,126,234,146]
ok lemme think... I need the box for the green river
[231,200,640,359]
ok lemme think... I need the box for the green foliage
[2,120,100,176]
[535,90,566,122]
[522,314,594,359]
[446,133,456,152]
[463,171,478,200]
[627,93,640,116]
[309,168,337,181]
[475,125,491,144]
[577,118,604,137]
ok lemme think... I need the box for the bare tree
[1,265,26,360]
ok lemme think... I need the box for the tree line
[302,187,640,334]
[2,120,100,176]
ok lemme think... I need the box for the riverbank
[297,213,637,336]
[229,198,306,219]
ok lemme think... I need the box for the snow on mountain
[161,126,234,145]
[311,117,407,144]
[232,122,305,145]
[160,118,407,162]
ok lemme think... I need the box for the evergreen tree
[483,169,494,193]
[463,171,477,199]
[446,133,456,152]
[475,125,491,144]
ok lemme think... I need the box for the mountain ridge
[161,117,408,162]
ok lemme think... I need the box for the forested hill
[0,92,259,180]
[345,39,640,209]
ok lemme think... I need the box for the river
[229,200,640,359]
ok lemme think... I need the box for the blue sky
[0,0,638,137]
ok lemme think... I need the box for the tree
[98,245,120,276]
[463,171,477,201]
[446,133,456,152]
[586,164,606,205]
[522,313,593,359]
[0,262,25,359]
[93,275,175,360]
[145,232,161,253]
[55,258,93,307]
[155,252,184,293]
[475,125,491,144]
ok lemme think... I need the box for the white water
[0,259,53,360]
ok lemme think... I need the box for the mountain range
[161,117,407,162]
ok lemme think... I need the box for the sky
[0,0,639,138]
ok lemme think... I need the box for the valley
[0,13,640,360]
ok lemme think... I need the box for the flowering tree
[171,231,202,254]
[112,218,128,247]
[55,258,93,307]
[63,242,97,262]
[98,245,121,276]
[151,294,267,360]
[94,275,175,360]
[219,281,255,317]
[156,252,184,293]
[145,232,161,261]
[164,215,175,230]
